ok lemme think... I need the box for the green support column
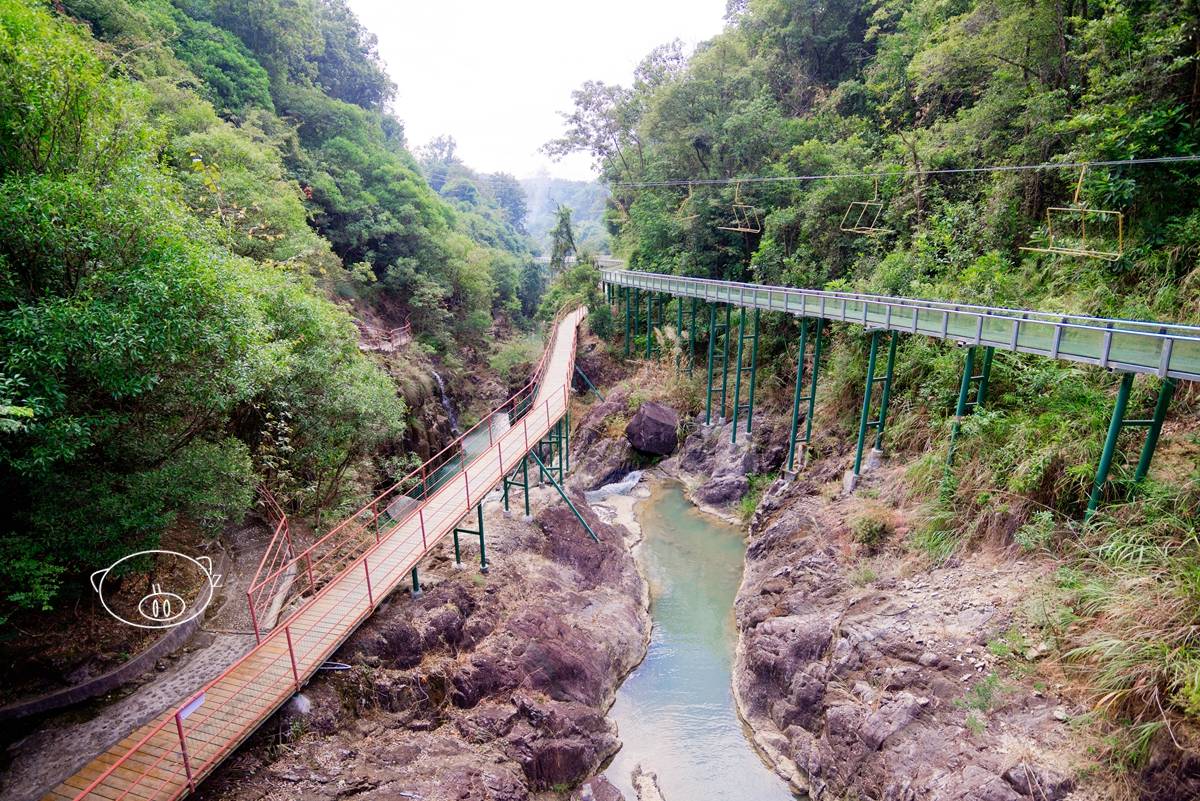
[477,502,488,573]
[624,286,632,357]
[1087,372,1135,519]
[719,303,732,420]
[564,408,570,475]
[785,318,810,475]
[873,333,898,450]
[411,566,422,598]
[852,331,881,477]
[731,308,760,443]
[946,346,976,468]
[1134,377,1175,482]
[453,503,488,573]
[633,287,641,356]
[646,292,653,359]
[745,308,761,434]
[976,346,995,407]
[688,297,698,376]
[803,319,824,448]
[731,309,748,442]
[676,298,684,372]
[705,304,719,424]
[521,456,530,519]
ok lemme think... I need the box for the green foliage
[850,507,892,552]
[0,0,407,615]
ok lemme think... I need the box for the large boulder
[624,401,679,455]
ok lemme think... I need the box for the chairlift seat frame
[1020,165,1124,261]
[840,176,892,236]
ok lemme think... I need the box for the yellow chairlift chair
[1020,164,1124,261]
[717,182,762,234]
[840,177,892,235]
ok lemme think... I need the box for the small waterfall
[584,470,644,503]
[430,369,460,434]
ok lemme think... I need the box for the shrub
[851,507,892,552]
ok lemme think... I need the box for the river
[603,481,797,800]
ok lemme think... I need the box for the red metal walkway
[46,306,588,801]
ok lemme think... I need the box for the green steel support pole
[719,303,732,420]
[688,297,698,376]
[785,318,809,474]
[646,293,653,359]
[575,366,605,401]
[411,567,421,598]
[1134,377,1176,483]
[947,346,976,468]
[452,528,461,565]
[633,287,641,356]
[873,333,898,450]
[529,452,599,542]
[705,304,718,424]
[976,346,995,407]
[521,455,531,519]
[804,319,824,448]
[477,503,488,573]
[1086,372,1135,519]
[732,308,748,443]
[853,331,881,477]
[676,298,684,372]
[745,308,760,435]
[564,408,570,475]
[624,287,632,357]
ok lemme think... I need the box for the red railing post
[496,439,503,474]
[285,626,300,692]
[175,711,195,792]
[247,589,261,644]
[523,416,529,451]
[418,505,427,549]
[305,552,315,592]
[464,470,471,508]
[364,559,374,607]
[372,500,380,543]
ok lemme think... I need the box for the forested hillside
[522,174,610,254]
[550,0,1200,779]
[0,0,538,617]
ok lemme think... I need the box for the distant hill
[521,175,610,255]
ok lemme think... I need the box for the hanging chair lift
[717,182,761,234]
[840,177,893,235]
[1020,164,1124,261]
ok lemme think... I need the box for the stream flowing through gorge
[603,481,797,801]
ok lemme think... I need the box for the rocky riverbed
[196,485,649,801]
[661,416,1088,800]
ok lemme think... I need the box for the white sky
[346,0,728,181]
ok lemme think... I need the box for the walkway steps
[47,308,588,801]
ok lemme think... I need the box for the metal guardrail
[601,268,1200,382]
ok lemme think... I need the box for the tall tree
[549,205,576,272]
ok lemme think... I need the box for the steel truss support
[1086,374,1176,519]
[705,303,732,424]
[503,453,531,519]
[575,365,605,401]
[731,308,761,443]
[529,452,599,542]
[785,317,825,476]
[453,502,488,573]
[852,330,899,480]
[946,345,995,467]
[410,566,422,598]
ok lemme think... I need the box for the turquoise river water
[603,483,798,800]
